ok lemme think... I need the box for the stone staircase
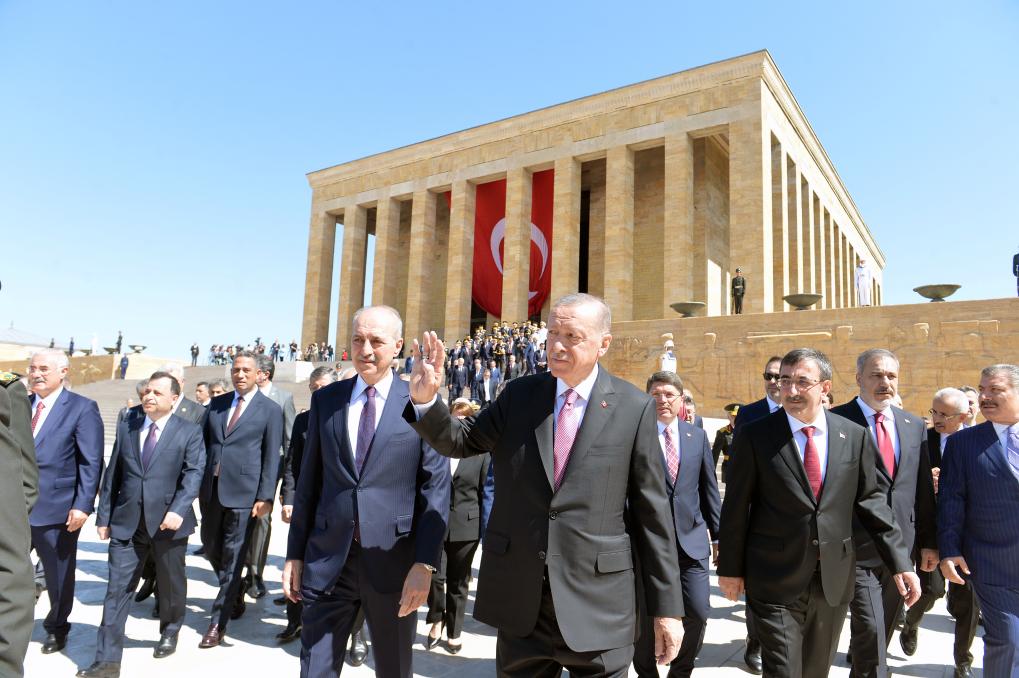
[72,363,344,449]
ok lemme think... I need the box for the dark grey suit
[407,368,683,676]
[94,413,205,662]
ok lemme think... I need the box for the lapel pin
[839,431,846,439]
[600,400,607,408]
[904,418,911,424]
[686,432,692,437]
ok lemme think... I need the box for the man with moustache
[406,294,684,677]
[719,348,919,678]
[283,306,449,677]
[78,373,205,677]
[0,370,37,677]
[27,349,104,654]
[633,371,721,678]
[728,354,784,673]
[899,387,977,678]
[198,351,282,648]
[831,349,938,678]
[939,364,1019,677]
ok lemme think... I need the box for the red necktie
[226,395,245,434]
[874,412,896,478]
[553,389,580,489]
[31,401,45,434]
[664,426,679,484]
[802,425,823,500]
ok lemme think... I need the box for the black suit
[280,409,309,628]
[408,368,683,676]
[200,390,282,629]
[427,452,491,639]
[94,414,205,662]
[450,366,469,398]
[830,400,936,677]
[634,421,721,677]
[718,410,912,678]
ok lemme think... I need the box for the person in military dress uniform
[731,268,746,314]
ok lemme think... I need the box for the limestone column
[771,141,789,311]
[806,187,817,294]
[551,156,581,305]
[372,194,401,306]
[787,158,802,294]
[729,115,774,314]
[336,205,368,351]
[502,166,532,322]
[444,180,476,341]
[605,145,635,320]
[837,231,847,307]
[301,210,337,348]
[816,199,827,307]
[827,214,837,308]
[663,132,695,316]
[405,190,437,343]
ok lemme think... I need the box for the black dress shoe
[252,575,267,599]
[744,637,762,675]
[41,633,67,654]
[135,577,156,602]
[276,623,302,644]
[198,624,224,649]
[899,623,918,656]
[446,639,462,655]
[349,630,368,666]
[153,634,177,658]
[231,599,246,620]
[954,664,973,678]
[76,661,120,678]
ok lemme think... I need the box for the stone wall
[0,354,175,388]
[601,298,1019,418]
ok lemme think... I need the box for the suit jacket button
[549,511,557,520]
[537,550,546,560]
[811,539,819,546]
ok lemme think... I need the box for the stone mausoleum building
[301,50,883,349]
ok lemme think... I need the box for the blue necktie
[141,423,159,471]
[1005,424,1019,482]
[355,387,376,475]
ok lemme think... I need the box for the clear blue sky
[2,1,1017,361]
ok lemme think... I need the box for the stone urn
[784,293,823,311]
[669,301,707,318]
[129,344,147,354]
[913,284,960,302]
[103,346,118,355]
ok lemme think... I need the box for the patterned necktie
[802,425,823,500]
[31,401,45,434]
[553,389,580,490]
[355,386,376,474]
[141,423,159,471]
[226,395,245,434]
[1005,424,1019,482]
[874,412,896,478]
[664,426,679,484]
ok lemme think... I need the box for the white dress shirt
[226,387,258,429]
[139,412,174,455]
[992,422,1016,452]
[855,396,901,465]
[766,396,782,413]
[347,370,393,455]
[30,386,64,439]
[787,409,829,482]
[656,419,681,468]
[553,365,599,434]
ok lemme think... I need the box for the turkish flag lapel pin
[600,400,608,408]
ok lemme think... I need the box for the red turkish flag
[471,169,554,318]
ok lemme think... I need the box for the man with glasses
[728,355,783,673]
[898,387,978,677]
[831,348,937,678]
[719,348,919,678]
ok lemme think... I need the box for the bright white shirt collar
[992,422,1017,448]
[556,364,599,404]
[232,386,257,405]
[656,418,680,437]
[766,396,782,412]
[143,412,174,431]
[786,408,827,436]
[34,385,64,409]
[855,396,892,420]
[351,369,394,403]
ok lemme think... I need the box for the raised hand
[409,331,446,405]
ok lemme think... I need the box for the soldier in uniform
[0,371,39,676]
[732,267,746,314]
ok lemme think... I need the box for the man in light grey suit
[243,354,296,598]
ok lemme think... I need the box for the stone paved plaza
[25,511,982,677]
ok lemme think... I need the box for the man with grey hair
[720,348,918,677]
[899,387,978,677]
[407,293,685,676]
[831,348,937,677]
[940,364,1019,677]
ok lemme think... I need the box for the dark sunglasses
[763,372,781,382]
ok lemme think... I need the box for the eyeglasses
[778,377,823,392]
[928,408,966,420]
[650,392,681,403]
[763,372,781,382]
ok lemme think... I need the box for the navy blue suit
[287,373,449,678]
[94,414,205,662]
[939,421,1019,676]
[634,420,721,677]
[30,388,103,638]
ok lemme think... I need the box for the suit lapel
[774,414,817,505]
[891,407,916,477]
[331,380,357,476]
[674,424,699,492]
[532,375,557,490]
[845,399,892,481]
[360,375,408,478]
[560,368,615,490]
[144,416,179,473]
[33,389,70,449]
[125,414,145,473]
[821,412,852,508]
[980,423,1015,480]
